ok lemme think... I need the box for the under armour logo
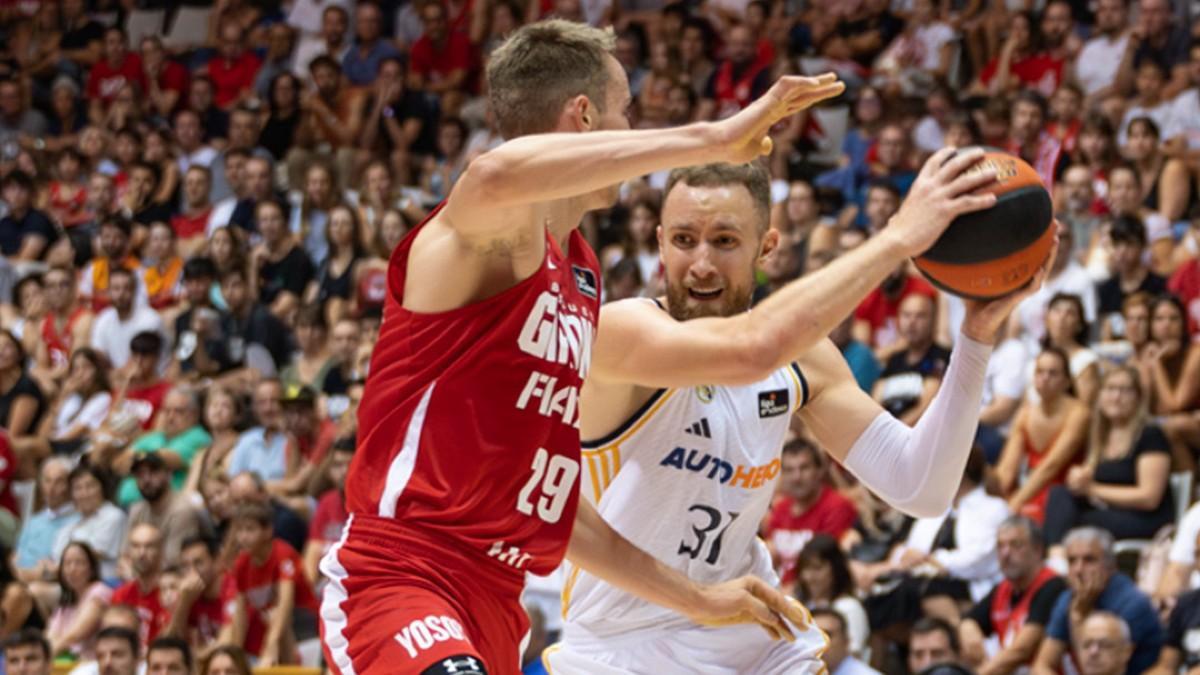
[442,656,482,673]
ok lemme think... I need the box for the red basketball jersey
[348,207,601,577]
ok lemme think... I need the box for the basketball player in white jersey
[545,162,1056,674]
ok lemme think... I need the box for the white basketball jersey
[562,363,807,639]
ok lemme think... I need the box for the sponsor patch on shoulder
[758,389,789,418]
[572,265,598,299]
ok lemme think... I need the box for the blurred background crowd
[0,0,1198,674]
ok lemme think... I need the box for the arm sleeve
[966,589,996,636]
[1026,578,1068,626]
[842,332,992,518]
[1045,594,1071,642]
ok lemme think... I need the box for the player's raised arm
[589,148,1000,389]
[442,41,844,246]
[791,243,1056,519]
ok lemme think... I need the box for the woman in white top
[1042,292,1100,405]
[796,534,870,659]
[51,464,127,580]
[11,348,112,477]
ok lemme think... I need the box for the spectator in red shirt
[302,436,351,584]
[978,11,1065,98]
[165,536,231,651]
[221,501,317,668]
[852,261,938,356]
[86,27,146,125]
[1006,91,1063,188]
[408,1,472,115]
[111,523,170,651]
[1169,218,1200,340]
[764,439,858,587]
[171,166,214,256]
[207,22,263,110]
[696,23,771,122]
[139,36,188,120]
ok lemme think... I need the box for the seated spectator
[1116,292,1155,373]
[7,275,48,364]
[188,387,243,490]
[795,535,869,658]
[227,380,288,483]
[85,27,145,125]
[1074,0,1129,101]
[0,170,57,261]
[1045,366,1173,546]
[250,199,316,325]
[1118,67,1173,149]
[92,626,138,675]
[283,309,328,395]
[1096,217,1166,339]
[65,604,142,675]
[219,267,295,378]
[0,328,45,440]
[208,22,261,111]
[170,167,212,256]
[302,435,352,585]
[164,536,227,650]
[408,2,472,116]
[1143,295,1200,464]
[309,201,364,326]
[420,117,469,202]
[910,617,964,674]
[814,608,879,675]
[121,162,172,229]
[289,161,339,268]
[199,645,253,675]
[44,149,91,231]
[47,542,112,660]
[873,293,948,424]
[110,387,210,506]
[138,223,184,313]
[291,56,364,189]
[1014,222,1098,353]
[1106,164,1174,276]
[269,384,336,509]
[16,348,112,476]
[1123,117,1192,224]
[1150,529,1200,673]
[1162,40,1200,157]
[320,319,363,421]
[996,348,1089,522]
[112,524,168,650]
[871,0,956,98]
[343,3,401,87]
[33,265,95,391]
[1041,292,1101,405]
[93,332,171,452]
[173,110,217,177]
[977,12,1064,97]
[145,637,190,675]
[227,471,307,554]
[3,628,51,675]
[127,451,212,566]
[15,459,78,583]
[853,261,938,354]
[221,501,317,667]
[1032,527,1163,674]
[88,269,163,370]
[960,516,1069,674]
[764,440,857,588]
[170,258,238,380]
[1075,612,1136,675]
[53,464,127,579]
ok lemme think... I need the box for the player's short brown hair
[487,19,615,140]
[664,162,772,233]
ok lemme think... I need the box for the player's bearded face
[662,227,760,321]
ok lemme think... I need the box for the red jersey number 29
[516,448,579,524]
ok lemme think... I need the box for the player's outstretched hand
[682,575,809,641]
[883,147,1000,259]
[961,223,1061,343]
[716,73,846,164]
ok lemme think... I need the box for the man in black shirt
[1095,215,1166,338]
[0,170,57,261]
[172,257,238,378]
[961,516,1068,674]
[872,293,949,424]
[219,266,295,382]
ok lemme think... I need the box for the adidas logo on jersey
[684,418,712,438]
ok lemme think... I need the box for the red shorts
[320,515,530,675]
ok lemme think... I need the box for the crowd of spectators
[0,0,1198,674]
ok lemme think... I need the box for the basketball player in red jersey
[320,20,979,675]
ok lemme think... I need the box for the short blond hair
[487,19,615,139]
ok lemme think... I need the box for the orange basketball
[913,148,1055,300]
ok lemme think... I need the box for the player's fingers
[746,596,792,642]
[747,578,809,630]
[935,146,988,183]
[786,84,847,111]
[947,192,998,217]
[919,147,959,180]
[943,164,998,197]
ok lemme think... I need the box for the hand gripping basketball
[681,575,810,642]
[884,147,1000,258]
[716,73,846,165]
